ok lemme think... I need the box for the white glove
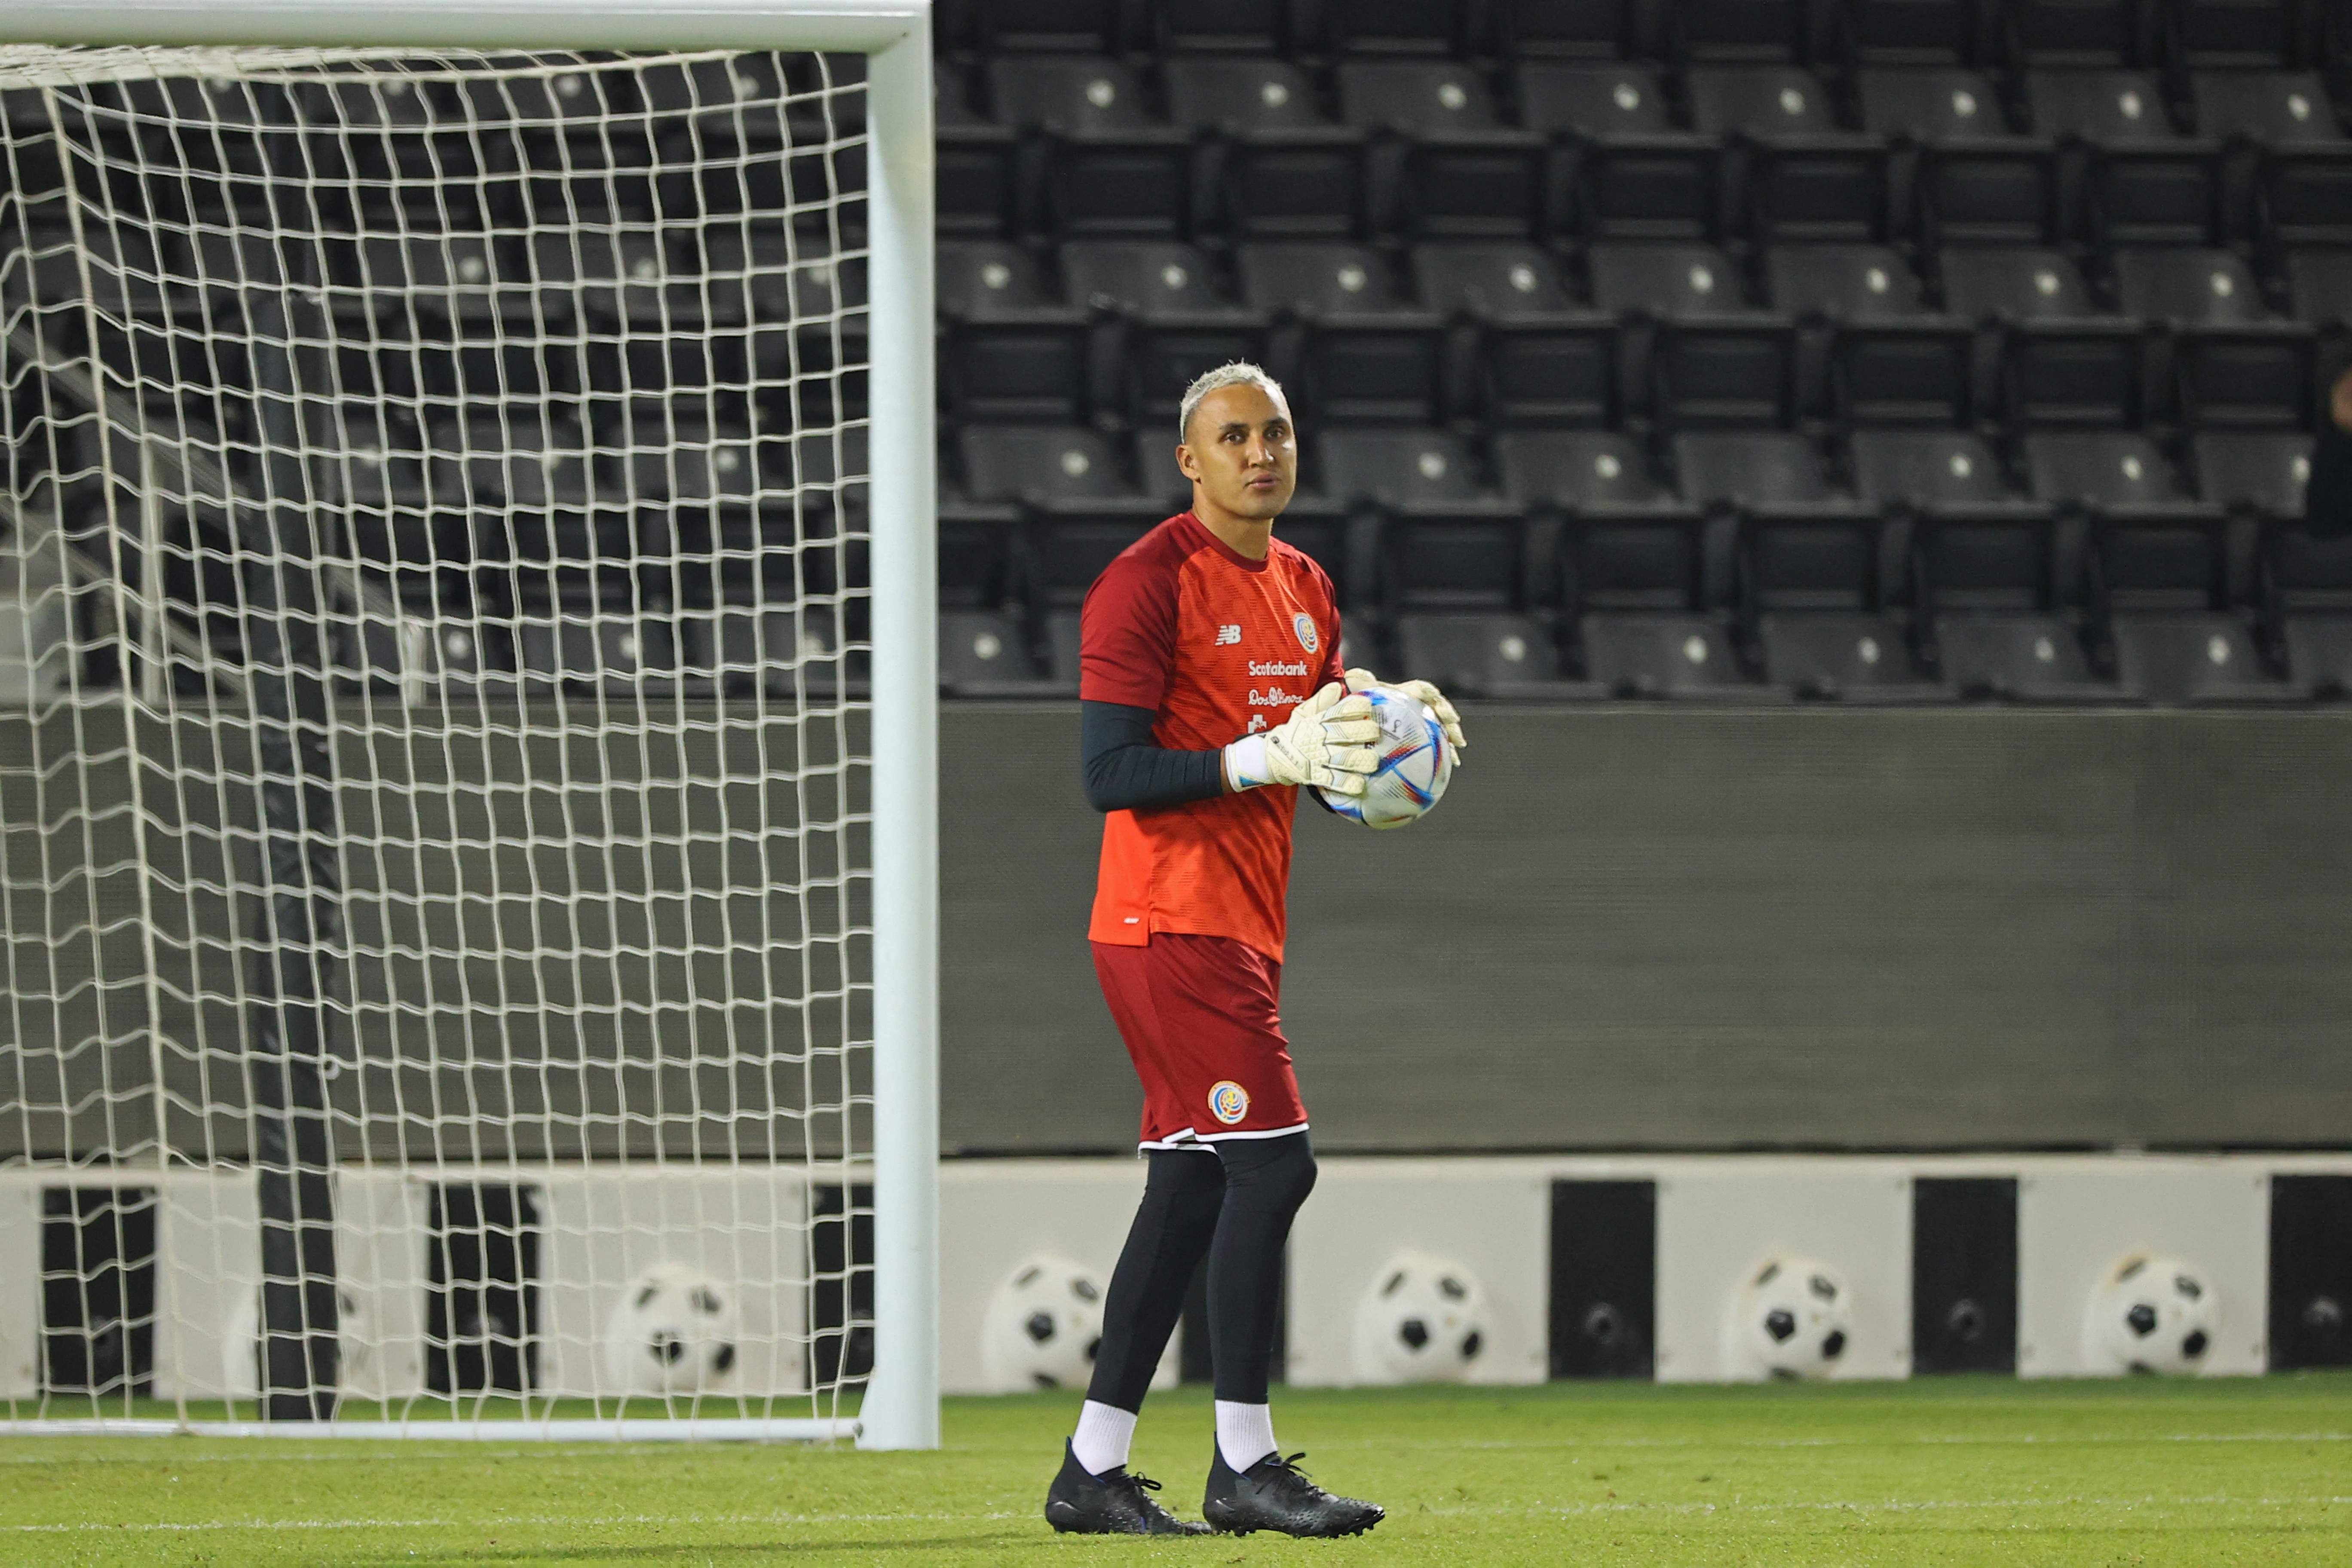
[1344,668,1467,758]
[1222,681,1381,795]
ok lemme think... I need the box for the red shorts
[1092,933,1309,1150]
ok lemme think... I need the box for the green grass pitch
[7,1376,2352,1565]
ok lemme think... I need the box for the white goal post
[0,0,937,1448]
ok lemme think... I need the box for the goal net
[0,13,936,1444]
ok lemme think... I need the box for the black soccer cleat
[1044,1441,1212,1536]
[1202,1447,1385,1538]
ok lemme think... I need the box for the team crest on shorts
[1208,1080,1251,1125]
[1292,613,1318,654]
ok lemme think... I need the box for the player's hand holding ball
[1222,681,1381,794]
[1343,668,1466,756]
[1320,671,1461,829]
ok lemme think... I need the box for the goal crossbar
[0,0,938,1450]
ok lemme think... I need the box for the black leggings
[1084,1131,1318,1411]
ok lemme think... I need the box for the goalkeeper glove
[1222,681,1381,795]
[1344,668,1467,757]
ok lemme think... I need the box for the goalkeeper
[1042,363,1465,1539]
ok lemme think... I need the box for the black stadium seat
[1164,58,1325,133]
[1856,70,2003,141]
[1516,64,1673,138]
[2191,73,2343,145]
[1497,430,1674,509]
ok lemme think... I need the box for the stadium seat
[2171,0,2314,68]
[520,594,680,692]
[2026,432,2188,506]
[1393,612,1569,693]
[1337,62,1503,135]
[936,120,1023,236]
[1767,245,1926,318]
[1653,321,1800,428]
[1516,64,1672,138]
[2096,513,2280,702]
[2255,147,2352,251]
[1671,0,1807,62]
[1850,430,2018,508]
[2085,144,2225,250]
[959,425,1132,503]
[1568,505,1752,696]
[1916,141,2063,247]
[1687,69,1840,137]
[1062,240,1229,313]
[1164,58,1326,133]
[1239,244,1449,423]
[1415,243,1579,317]
[617,411,764,512]
[1400,132,1552,240]
[1842,0,1981,64]
[2284,250,2352,322]
[1216,129,1373,238]
[1568,138,1725,243]
[1319,428,1482,507]
[2003,0,2152,67]
[1675,431,1835,508]
[972,0,1127,54]
[939,308,1098,424]
[1744,136,1896,248]
[937,241,1061,317]
[2112,248,2269,323]
[1495,0,1648,59]
[1044,132,1201,239]
[681,603,858,696]
[1938,246,2097,317]
[1589,243,1747,316]
[2194,430,2312,514]
[1999,315,2148,428]
[2025,70,2183,141]
[2190,73,2343,145]
[1323,0,1469,55]
[2264,520,2352,695]
[986,57,1158,135]
[1856,70,2006,141]
[1831,318,1978,425]
[2171,323,2316,429]
[1497,430,1675,509]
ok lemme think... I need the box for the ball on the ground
[603,1262,738,1395]
[1317,684,1453,830]
[2081,1252,2217,1375]
[1351,1251,1488,1383]
[1721,1256,1852,1380]
[980,1256,1104,1391]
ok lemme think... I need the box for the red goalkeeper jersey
[1080,511,1344,963]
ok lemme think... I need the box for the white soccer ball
[2081,1252,2218,1375]
[980,1256,1104,1391]
[1721,1256,1853,1380]
[1351,1252,1488,1383]
[1317,684,1454,830]
[221,1285,382,1400]
[603,1262,739,1395]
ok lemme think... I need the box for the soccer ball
[221,1285,381,1399]
[1721,1256,1853,1380]
[1351,1252,1488,1383]
[2081,1253,2217,1375]
[603,1262,738,1395]
[1317,684,1454,830]
[980,1256,1104,1391]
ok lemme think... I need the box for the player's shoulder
[1267,534,1338,598]
[1089,513,1210,596]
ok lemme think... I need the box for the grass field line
[11,1495,2352,1535]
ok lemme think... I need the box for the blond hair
[1178,361,1288,442]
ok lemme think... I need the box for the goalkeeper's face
[1177,383,1298,523]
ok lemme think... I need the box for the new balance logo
[1215,624,1241,646]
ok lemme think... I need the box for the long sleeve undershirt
[1080,700,1226,813]
[2309,422,2352,539]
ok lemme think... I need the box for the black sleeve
[1081,700,1227,814]
[2309,423,2352,539]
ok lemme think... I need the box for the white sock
[1214,1400,1277,1472]
[1070,1400,1137,1477]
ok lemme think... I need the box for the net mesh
[0,43,875,1427]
